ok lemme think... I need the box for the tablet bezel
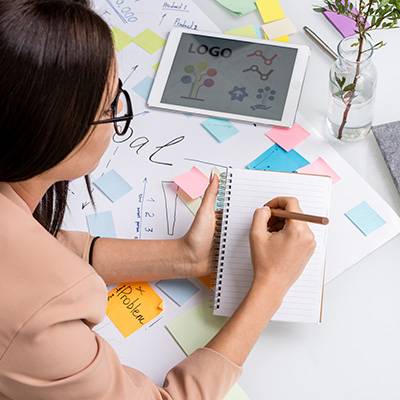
[147,28,310,127]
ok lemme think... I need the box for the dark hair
[0,0,115,235]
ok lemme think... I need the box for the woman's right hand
[249,197,316,301]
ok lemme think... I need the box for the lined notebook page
[213,168,331,323]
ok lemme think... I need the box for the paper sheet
[93,169,132,203]
[215,0,257,16]
[166,300,249,400]
[261,17,297,40]
[297,157,341,184]
[106,282,163,337]
[132,28,166,54]
[201,117,240,143]
[255,0,285,23]
[173,166,209,199]
[265,122,310,151]
[86,211,117,238]
[247,143,310,172]
[156,279,199,306]
[345,201,386,236]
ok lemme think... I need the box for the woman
[0,1,316,398]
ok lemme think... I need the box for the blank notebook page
[213,168,331,323]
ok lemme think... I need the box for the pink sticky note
[297,157,341,184]
[323,1,369,37]
[173,167,209,199]
[265,123,310,151]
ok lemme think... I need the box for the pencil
[271,208,329,225]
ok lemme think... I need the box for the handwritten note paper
[297,157,341,184]
[201,117,239,143]
[111,26,134,52]
[262,17,297,40]
[215,0,257,16]
[256,0,285,23]
[94,169,132,203]
[266,122,310,151]
[345,201,386,236]
[86,211,117,238]
[173,166,209,199]
[247,144,309,172]
[156,279,199,306]
[106,282,163,338]
[132,29,166,54]
[132,76,154,101]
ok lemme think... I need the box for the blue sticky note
[132,76,154,101]
[345,201,386,236]
[156,279,199,307]
[247,144,309,172]
[86,211,117,238]
[201,117,239,143]
[94,169,132,203]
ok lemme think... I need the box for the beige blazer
[0,183,241,399]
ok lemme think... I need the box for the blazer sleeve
[0,271,242,400]
[56,230,92,263]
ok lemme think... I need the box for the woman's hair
[0,0,115,235]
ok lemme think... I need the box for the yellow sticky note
[263,31,290,43]
[255,0,285,23]
[106,282,163,338]
[152,62,160,71]
[224,24,260,39]
[132,29,166,55]
[111,26,134,52]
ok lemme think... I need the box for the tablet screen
[160,33,298,122]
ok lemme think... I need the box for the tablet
[148,28,310,127]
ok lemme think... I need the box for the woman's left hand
[179,174,219,277]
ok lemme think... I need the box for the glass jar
[327,35,377,142]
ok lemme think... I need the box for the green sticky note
[166,301,250,400]
[224,24,261,39]
[216,0,257,15]
[132,29,166,55]
[111,26,134,52]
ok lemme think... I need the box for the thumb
[198,174,219,213]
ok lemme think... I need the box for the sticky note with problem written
[345,201,386,236]
[106,282,163,338]
[173,166,209,199]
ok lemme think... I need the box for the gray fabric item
[372,121,400,195]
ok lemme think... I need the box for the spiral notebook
[213,168,332,324]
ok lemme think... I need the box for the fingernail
[263,205,270,210]
[209,171,214,183]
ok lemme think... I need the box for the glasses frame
[92,79,133,136]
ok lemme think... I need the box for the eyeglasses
[92,79,133,136]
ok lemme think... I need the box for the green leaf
[313,6,327,12]
[343,83,356,91]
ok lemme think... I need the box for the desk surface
[191,1,400,399]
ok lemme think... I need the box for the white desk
[191,1,400,399]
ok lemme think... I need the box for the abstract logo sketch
[247,50,277,66]
[251,86,277,111]
[228,86,249,102]
[180,61,217,101]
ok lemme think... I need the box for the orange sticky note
[297,157,341,184]
[106,282,163,338]
[256,0,285,23]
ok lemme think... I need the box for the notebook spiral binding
[211,169,232,310]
